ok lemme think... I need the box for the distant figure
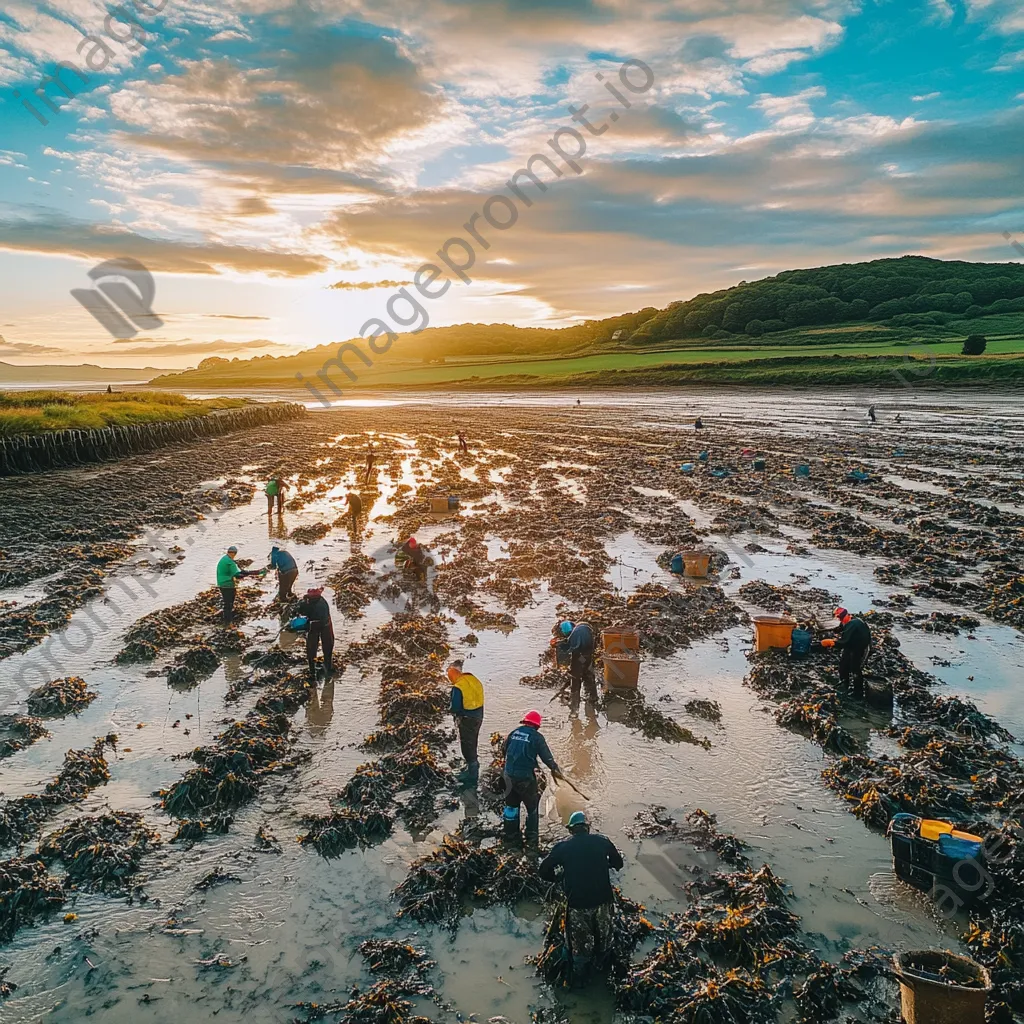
[346,490,363,532]
[576,399,581,407]
[296,587,334,679]
[694,416,704,430]
[106,385,113,394]
[265,476,285,514]
[364,443,376,484]
[868,405,877,424]
[457,431,469,454]
[895,413,902,424]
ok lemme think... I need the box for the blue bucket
[680,463,695,474]
[795,464,810,477]
[670,553,684,574]
[287,615,309,632]
[698,451,710,462]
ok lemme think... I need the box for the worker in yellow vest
[448,660,484,788]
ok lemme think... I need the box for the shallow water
[1,389,1022,1023]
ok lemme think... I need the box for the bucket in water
[753,614,797,652]
[680,463,695,474]
[795,464,811,478]
[602,652,640,689]
[894,950,991,1024]
[698,451,710,462]
[752,458,766,471]
[429,496,451,513]
[681,550,710,578]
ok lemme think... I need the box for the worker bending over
[448,660,484,788]
[539,811,624,985]
[397,536,428,578]
[560,620,597,702]
[269,545,298,601]
[296,587,335,678]
[503,710,564,844]
[822,605,872,697]
[265,475,285,514]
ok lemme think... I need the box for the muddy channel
[1,388,1023,1024]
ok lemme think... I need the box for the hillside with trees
[152,256,1024,388]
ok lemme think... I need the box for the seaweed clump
[37,811,161,891]
[0,714,48,760]
[0,857,66,941]
[25,676,97,717]
[0,735,117,848]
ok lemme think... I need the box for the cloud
[912,92,941,102]
[0,336,64,355]
[328,279,413,290]
[0,213,328,276]
[95,338,292,356]
[202,314,271,320]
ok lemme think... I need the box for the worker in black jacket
[539,811,624,985]
[296,587,334,679]
[822,605,872,697]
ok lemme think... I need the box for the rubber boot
[502,807,522,845]
[458,760,479,789]
[525,807,539,846]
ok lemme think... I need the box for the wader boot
[525,807,540,846]
[502,806,522,845]
[458,760,479,789]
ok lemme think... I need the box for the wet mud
[1,390,1023,1022]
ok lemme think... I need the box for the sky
[0,0,1022,369]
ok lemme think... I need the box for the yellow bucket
[602,654,640,689]
[920,820,954,842]
[682,551,711,578]
[753,614,797,652]
[429,496,450,513]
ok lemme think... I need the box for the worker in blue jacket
[448,660,484,788]
[502,710,564,844]
[269,546,298,601]
[556,620,597,702]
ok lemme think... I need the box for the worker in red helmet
[396,535,428,578]
[821,605,872,697]
[502,710,564,844]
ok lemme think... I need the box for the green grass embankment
[0,391,248,438]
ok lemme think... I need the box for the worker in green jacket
[216,546,266,623]
[265,476,285,514]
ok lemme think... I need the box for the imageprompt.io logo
[71,257,163,338]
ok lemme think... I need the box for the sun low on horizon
[0,0,1022,370]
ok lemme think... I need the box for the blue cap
[568,811,587,828]
[560,620,573,636]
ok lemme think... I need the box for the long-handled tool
[553,773,591,801]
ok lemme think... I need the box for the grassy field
[0,391,248,438]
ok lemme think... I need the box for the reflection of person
[822,605,872,697]
[502,710,564,844]
[306,676,335,738]
[566,704,600,784]
[296,587,334,678]
[269,546,298,601]
[216,546,265,624]
[538,811,624,986]
[448,660,483,788]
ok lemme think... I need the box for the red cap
[408,537,418,549]
[834,606,849,621]
[522,710,542,727]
